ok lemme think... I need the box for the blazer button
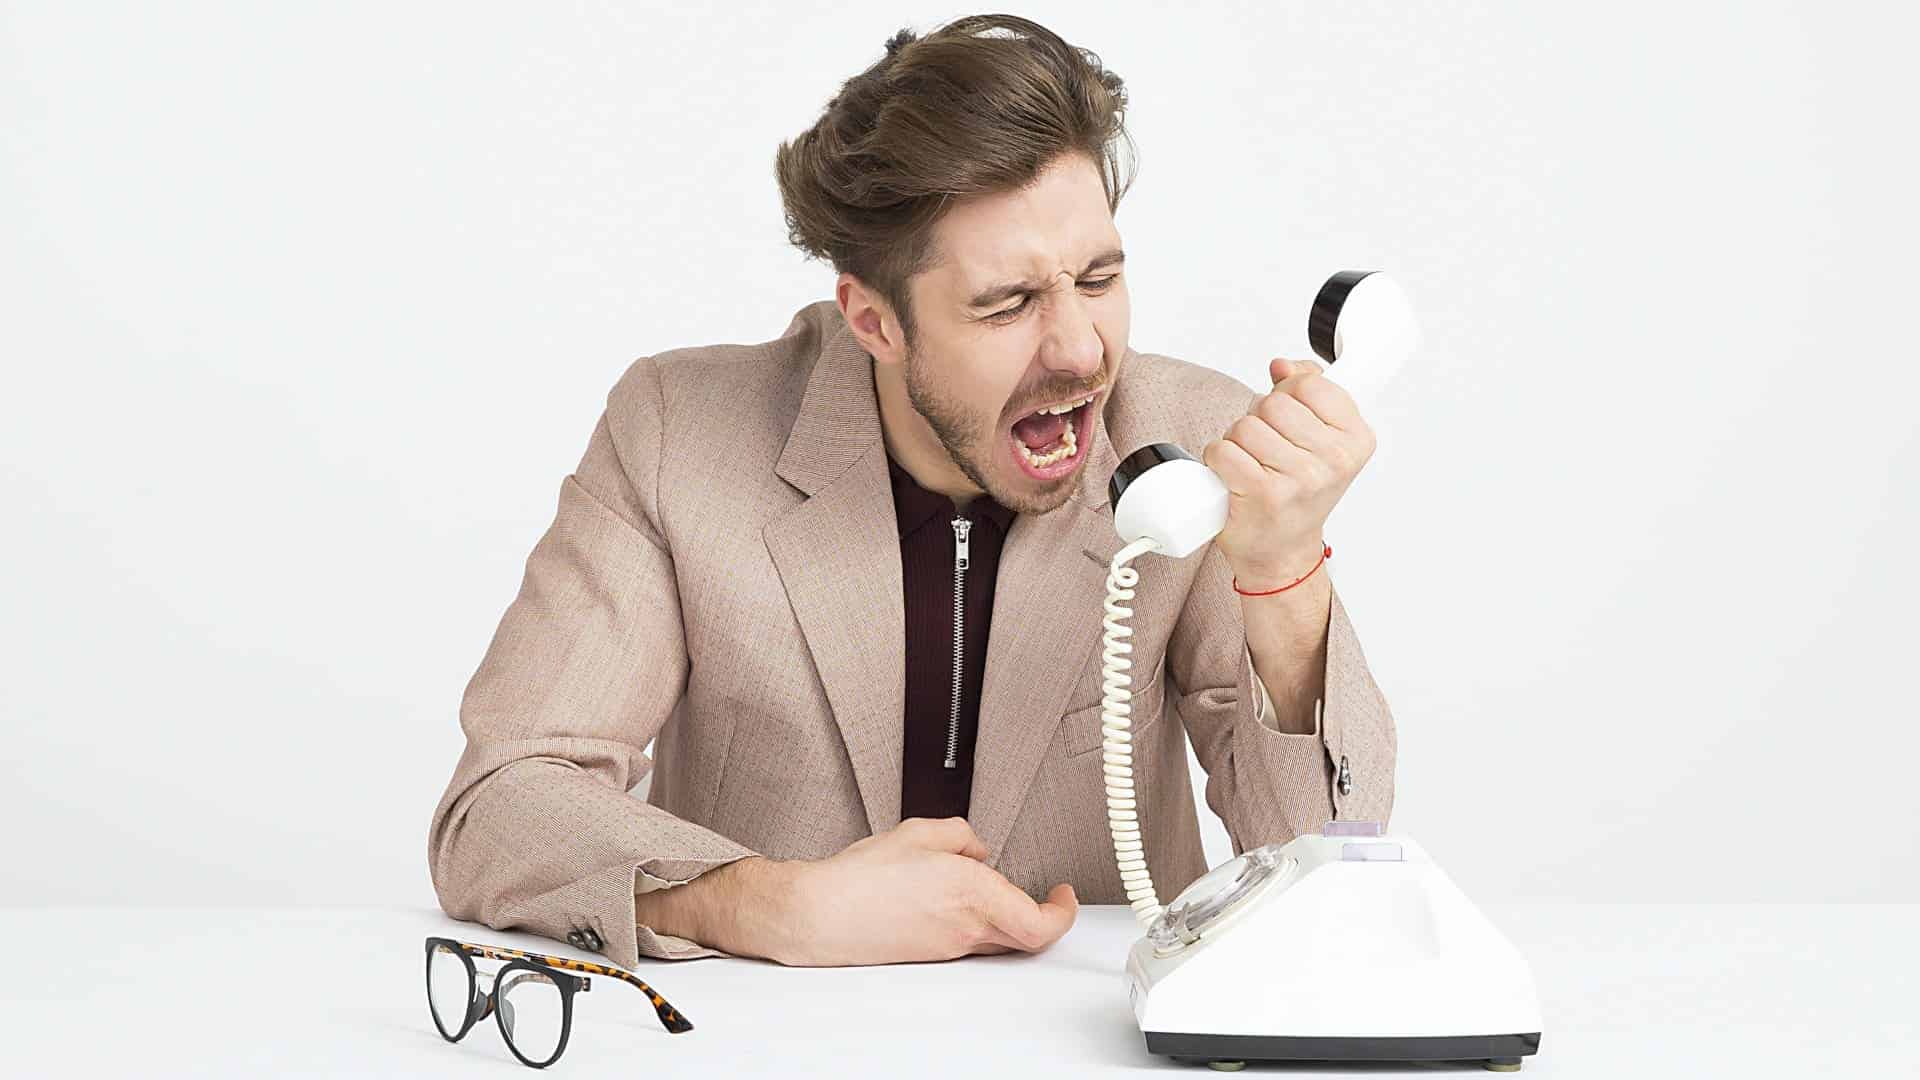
[1337,755,1352,796]
[566,929,587,948]
[582,928,603,951]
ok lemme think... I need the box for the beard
[901,336,1082,516]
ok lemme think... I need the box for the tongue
[1012,409,1068,450]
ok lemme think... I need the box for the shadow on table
[1054,999,1510,1073]
[336,1006,529,1072]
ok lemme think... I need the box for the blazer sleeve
[1167,536,1399,854]
[426,354,759,968]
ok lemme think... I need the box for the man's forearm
[632,855,797,962]
[1240,546,1334,736]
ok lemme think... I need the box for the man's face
[898,152,1131,516]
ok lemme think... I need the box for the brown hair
[774,13,1138,347]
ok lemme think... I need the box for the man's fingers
[967,921,1022,954]
[1270,356,1325,384]
[901,816,991,861]
[976,878,1078,951]
[1267,355,1359,431]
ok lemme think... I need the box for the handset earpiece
[1308,269,1419,414]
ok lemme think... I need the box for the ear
[837,274,907,365]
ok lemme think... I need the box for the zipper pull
[951,517,972,569]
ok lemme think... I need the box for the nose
[1037,272,1105,383]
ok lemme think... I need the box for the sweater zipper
[944,516,972,769]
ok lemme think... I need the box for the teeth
[1037,394,1096,416]
[1016,424,1078,469]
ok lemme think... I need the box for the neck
[874,358,985,506]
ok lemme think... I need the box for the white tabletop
[0,903,1909,1077]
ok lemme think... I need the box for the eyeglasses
[424,936,694,1068]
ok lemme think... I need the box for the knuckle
[962,858,999,889]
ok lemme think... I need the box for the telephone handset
[1101,273,1544,1071]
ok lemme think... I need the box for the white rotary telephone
[1099,272,1544,1072]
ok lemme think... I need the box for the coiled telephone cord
[1102,537,1167,930]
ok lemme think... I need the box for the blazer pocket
[1060,661,1166,758]
[1061,643,1165,715]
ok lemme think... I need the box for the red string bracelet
[1232,542,1332,596]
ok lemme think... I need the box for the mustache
[1007,381,1104,419]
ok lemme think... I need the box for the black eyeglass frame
[425,935,694,1069]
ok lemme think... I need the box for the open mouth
[1007,391,1098,481]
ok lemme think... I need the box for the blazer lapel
[968,404,1126,865]
[764,315,905,838]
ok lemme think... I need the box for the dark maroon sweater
[887,452,1018,821]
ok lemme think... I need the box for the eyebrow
[966,248,1126,309]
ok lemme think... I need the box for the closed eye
[986,275,1120,324]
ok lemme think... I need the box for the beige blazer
[427,300,1397,967]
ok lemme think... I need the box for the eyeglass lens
[430,943,571,1067]
[427,943,474,1038]
[485,968,566,1063]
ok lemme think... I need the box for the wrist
[1233,540,1330,595]
[725,855,807,964]
[633,855,801,962]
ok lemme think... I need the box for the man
[427,14,1395,970]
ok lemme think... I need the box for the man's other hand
[769,816,1078,966]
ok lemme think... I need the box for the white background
[3,0,1914,910]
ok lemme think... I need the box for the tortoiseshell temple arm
[457,941,694,1034]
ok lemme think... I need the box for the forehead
[930,155,1120,286]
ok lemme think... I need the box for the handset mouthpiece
[1108,443,1229,559]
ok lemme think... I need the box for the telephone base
[1126,826,1543,1071]
[1151,1030,1541,1067]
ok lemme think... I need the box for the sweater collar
[885,451,1018,538]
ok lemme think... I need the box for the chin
[986,463,1080,516]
